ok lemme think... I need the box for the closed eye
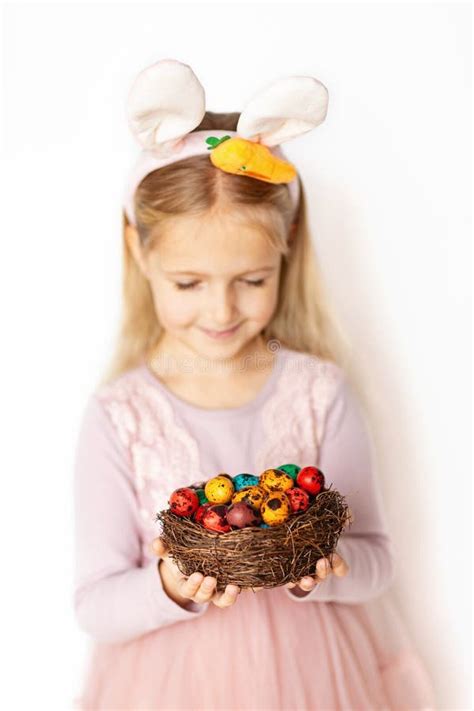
[243,279,266,287]
[175,281,199,290]
[174,278,266,291]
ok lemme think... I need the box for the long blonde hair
[100,112,350,385]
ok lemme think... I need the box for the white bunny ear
[237,76,328,146]
[126,58,206,156]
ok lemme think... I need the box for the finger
[152,537,168,557]
[285,582,297,588]
[297,559,337,589]
[298,576,318,591]
[177,572,204,599]
[212,584,241,608]
[316,558,331,580]
[328,552,349,577]
[192,576,218,603]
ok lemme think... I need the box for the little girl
[73,59,436,710]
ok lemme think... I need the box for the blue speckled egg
[260,523,270,528]
[233,473,260,491]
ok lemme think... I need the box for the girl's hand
[152,537,241,609]
[285,507,354,592]
[284,551,349,591]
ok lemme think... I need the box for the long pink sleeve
[74,355,437,711]
[285,374,396,604]
[73,395,209,644]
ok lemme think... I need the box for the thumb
[152,537,168,557]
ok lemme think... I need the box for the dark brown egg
[227,502,262,529]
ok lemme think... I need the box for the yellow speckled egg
[231,485,266,510]
[205,474,235,504]
[259,468,294,493]
[261,491,291,526]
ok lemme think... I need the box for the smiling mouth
[201,323,241,336]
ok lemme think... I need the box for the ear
[237,75,329,146]
[125,223,150,279]
[126,58,206,156]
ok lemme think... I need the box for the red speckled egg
[227,502,262,529]
[194,502,212,525]
[287,486,310,513]
[296,466,325,495]
[169,487,200,517]
[202,504,231,533]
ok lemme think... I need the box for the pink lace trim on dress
[96,354,343,562]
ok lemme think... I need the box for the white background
[0,1,471,709]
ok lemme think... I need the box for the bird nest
[156,485,350,592]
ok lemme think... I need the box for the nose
[208,283,238,326]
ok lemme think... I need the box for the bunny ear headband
[123,59,329,227]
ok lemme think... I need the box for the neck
[147,333,276,380]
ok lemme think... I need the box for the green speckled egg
[195,488,209,505]
[277,463,301,481]
[233,473,260,491]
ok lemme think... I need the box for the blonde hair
[100,112,350,385]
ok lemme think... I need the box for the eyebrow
[163,266,277,277]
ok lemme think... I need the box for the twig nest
[156,464,350,592]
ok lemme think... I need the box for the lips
[201,323,241,338]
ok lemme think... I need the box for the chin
[203,334,264,359]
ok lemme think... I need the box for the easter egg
[231,485,266,510]
[260,523,270,529]
[233,473,260,491]
[277,463,301,480]
[218,472,234,483]
[287,486,310,513]
[195,488,209,505]
[205,475,235,504]
[169,487,199,517]
[190,480,207,489]
[227,502,262,529]
[194,502,212,525]
[261,491,291,526]
[202,504,231,533]
[259,468,294,493]
[297,466,325,495]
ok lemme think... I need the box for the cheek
[150,284,198,328]
[240,284,279,322]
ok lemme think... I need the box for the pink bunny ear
[126,58,206,157]
[237,75,329,146]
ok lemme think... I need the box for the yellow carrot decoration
[206,135,297,184]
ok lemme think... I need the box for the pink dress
[73,346,436,710]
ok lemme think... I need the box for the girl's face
[128,211,282,361]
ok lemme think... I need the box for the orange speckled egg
[204,475,235,504]
[231,485,267,510]
[259,468,294,493]
[261,491,291,526]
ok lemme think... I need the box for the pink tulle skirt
[75,588,436,710]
